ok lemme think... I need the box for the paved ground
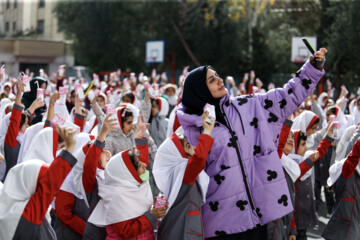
[308,192,330,240]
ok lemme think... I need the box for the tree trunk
[168,17,201,67]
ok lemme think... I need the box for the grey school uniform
[294,175,318,230]
[157,182,204,240]
[322,172,360,240]
[54,196,91,239]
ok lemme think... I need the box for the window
[13,22,16,31]
[57,24,63,33]
[38,0,45,8]
[6,0,10,9]
[5,22,9,32]
[14,0,17,8]
[37,20,44,34]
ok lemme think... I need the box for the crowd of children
[0,47,359,240]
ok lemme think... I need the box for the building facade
[0,0,74,77]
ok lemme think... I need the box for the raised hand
[134,114,150,139]
[308,150,319,162]
[56,126,76,153]
[97,115,118,142]
[201,111,215,136]
[49,92,60,106]
[310,48,328,69]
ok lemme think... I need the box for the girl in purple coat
[176,48,327,239]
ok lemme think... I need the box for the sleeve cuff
[284,119,293,127]
[325,135,334,142]
[94,139,105,149]
[44,120,51,127]
[305,158,314,167]
[25,109,35,120]
[75,113,85,120]
[144,211,157,229]
[135,138,148,146]
[13,104,24,111]
[59,149,77,167]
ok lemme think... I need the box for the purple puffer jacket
[176,61,325,238]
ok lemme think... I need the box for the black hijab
[181,66,226,125]
[21,77,47,124]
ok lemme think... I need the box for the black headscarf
[21,77,47,125]
[181,66,226,125]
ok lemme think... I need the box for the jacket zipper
[221,102,255,211]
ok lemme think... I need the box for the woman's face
[99,149,112,168]
[206,69,228,99]
[97,96,105,108]
[122,116,134,135]
[306,122,318,137]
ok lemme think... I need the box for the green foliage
[54,0,360,88]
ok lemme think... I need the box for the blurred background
[0,0,359,97]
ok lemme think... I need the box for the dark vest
[158,182,204,240]
[322,172,360,240]
[54,196,91,239]
[83,182,107,240]
[294,176,318,230]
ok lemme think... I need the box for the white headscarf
[157,97,169,117]
[0,160,45,239]
[153,130,210,211]
[335,125,357,162]
[0,98,11,119]
[23,127,58,164]
[288,151,313,181]
[88,150,153,226]
[43,102,70,122]
[60,133,93,200]
[17,122,44,164]
[72,138,102,208]
[292,111,319,149]
[317,92,329,108]
[330,106,348,137]
[352,100,360,125]
[328,126,360,186]
[121,103,139,124]
[0,113,11,155]
[280,153,301,182]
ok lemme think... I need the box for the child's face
[122,96,132,104]
[99,149,112,168]
[306,122,318,137]
[20,117,29,133]
[122,116,134,135]
[165,88,176,97]
[284,132,294,155]
[297,139,307,156]
[97,96,105,108]
[184,138,195,158]
[151,101,160,116]
[325,110,334,123]
[136,159,147,176]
